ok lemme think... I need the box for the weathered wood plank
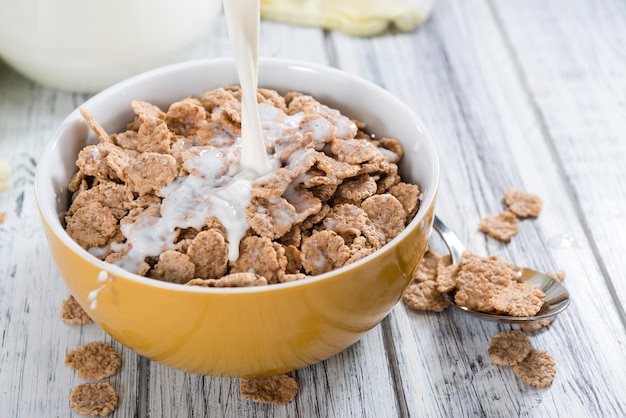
[492,0,626,316]
[330,0,626,416]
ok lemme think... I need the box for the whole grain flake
[65,342,121,380]
[478,211,519,242]
[504,189,543,218]
[70,382,118,416]
[513,349,556,387]
[488,331,532,366]
[61,295,93,325]
[240,374,298,405]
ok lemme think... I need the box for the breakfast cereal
[490,282,545,317]
[487,331,532,366]
[519,317,556,332]
[402,250,450,312]
[65,342,121,380]
[65,88,421,286]
[513,349,556,387]
[453,253,536,315]
[488,331,556,387]
[547,270,566,283]
[402,280,449,312]
[504,189,543,218]
[406,250,546,318]
[239,374,298,405]
[478,211,519,242]
[186,272,269,287]
[435,255,457,293]
[413,249,439,282]
[69,382,118,416]
[61,295,93,325]
[518,271,564,331]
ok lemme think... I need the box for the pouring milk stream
[223,0,270,174]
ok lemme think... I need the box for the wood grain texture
[1,0,626,416]
[491,0,626,316]
[331,0,626,416]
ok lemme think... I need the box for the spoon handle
[432,216,465,265]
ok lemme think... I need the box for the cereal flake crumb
[402,280,449,312]
[478,211,519,242]
[187,272,269,287]
[65,202,118,249]
[513,349,556,387]
[80,107,111,144]
[504,189,543,218]
[301,230,351,275]
[70,382,118,416]
[240,374,298,405]
[520,316,556,332]
[488,330,532,366]
[149,250,196,284]
[65,342,121,380]
[490,282,545,317]
[361,194,406,243]
[61,295,93,325]
[435,255,458,293]
[413,250,440,282]
[547,270,566,283]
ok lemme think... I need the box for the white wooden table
[1,0,626,416]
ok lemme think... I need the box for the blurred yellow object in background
[0,160,10,191]
[261,0,434,36]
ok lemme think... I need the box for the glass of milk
[0,0,221,92]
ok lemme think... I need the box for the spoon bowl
[433,216,570,324]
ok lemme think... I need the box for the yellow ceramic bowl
[35,58,439,377]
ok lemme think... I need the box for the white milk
[223,0,270,175]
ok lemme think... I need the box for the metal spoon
[432,216,570,324]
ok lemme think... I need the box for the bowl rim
[35,57,440,295]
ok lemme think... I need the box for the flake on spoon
[490,282,545,317]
